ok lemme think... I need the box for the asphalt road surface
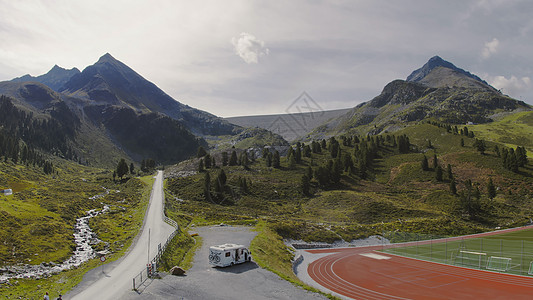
[67,171,176,300]
[121,226,328,300]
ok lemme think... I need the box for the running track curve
[307,226,533,299]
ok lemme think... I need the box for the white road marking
[360,253,391,260]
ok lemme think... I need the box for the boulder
[169,266,185,276]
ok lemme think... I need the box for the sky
[1,0,532,117]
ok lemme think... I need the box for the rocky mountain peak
[406,55,488,87]
[10,64,80,92]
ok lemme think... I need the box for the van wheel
[230,262,234,267]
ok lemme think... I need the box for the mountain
[0,53,286,167]
[60,53,236,136]
[0,81,63,111]
[12,65,80,91]
[305,56,532,139]
[407,56,486,84]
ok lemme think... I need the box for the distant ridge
[226,108,351,141]
[11,65,80,91]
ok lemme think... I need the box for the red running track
[307,227,533,299]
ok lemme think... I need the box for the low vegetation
[0,160,152,299]
[166,122,533,244]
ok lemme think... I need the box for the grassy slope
[0,161,152,299]
[468,111,533,157]
[167,121,533,241]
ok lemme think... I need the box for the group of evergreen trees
[202,167,251,204]
[0,96,82,163]
[262,148,280,168]
[428,121,475,138]
[287,134,410,190]
[501,146,528,173]
[0,131,56,174]
[198,146,256,172]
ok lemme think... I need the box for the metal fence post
[521,240,524,275]
[430,235,433,260]
[445,238,448,264]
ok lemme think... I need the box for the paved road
[68,171,176,300]
[121,226,328,300]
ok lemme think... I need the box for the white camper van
[209,244,252,267]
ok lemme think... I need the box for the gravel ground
[120,226,327,300]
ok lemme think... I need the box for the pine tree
[487,178,496,200]
[229,150,238,166]
[214,175,223,199]
[116,158,129,179]
[450,178,457,194]
[218,169,227,185]
[342,153,354,173]
[314,166,330,187]
[273,151,280,168]
[435,165,443,181]
[301,174,311,196]
[295,146,302,163]
[288,153,296,170]
[447,164,453,180]
[265,152,272,167]
[130,163,135,174]
[198,159,204,172]
[222,152,229,166]
[204,172,212,202]
[460,138,464,147]
[240,152,250,169]
[398,135,410,153]
[421,155,429,171]
[432,154,438,169]
[331,159,342,184]
[474,139,486,154]
[303,144,312,158]
[204,154,212,168]
[197,146,207,158]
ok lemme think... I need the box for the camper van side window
[225,252,231,257]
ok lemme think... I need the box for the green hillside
[166,122,533,244]
[468,111,533,156]
[0,159,152,298]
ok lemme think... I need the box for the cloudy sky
[1,0,532,117]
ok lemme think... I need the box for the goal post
[453,250,487,269]
[486,256,512,272]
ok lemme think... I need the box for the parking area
[120,225,327,300]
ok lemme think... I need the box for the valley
[1,54,532,299]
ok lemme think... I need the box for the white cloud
[231,32,269,64]
[488,75,531,98]
[482,38,499,59]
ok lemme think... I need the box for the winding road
[68,171,176,300]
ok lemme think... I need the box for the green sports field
[382,227,533,276]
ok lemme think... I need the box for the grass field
[382,227,533,276]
